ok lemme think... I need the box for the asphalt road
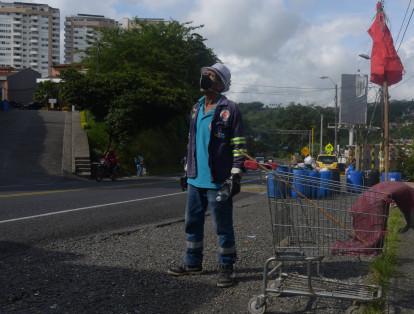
[0,172,262,244]
[0,176,187,243]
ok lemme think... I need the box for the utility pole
[311,127,314,156]
[320,114,324,153]
[320,76,339,153]
[383,81,389,181]
[334,83,338,152]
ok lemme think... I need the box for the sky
[10,0,414,106]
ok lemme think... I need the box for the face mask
[200,74,213,90]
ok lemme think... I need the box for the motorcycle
[95,159,119,182]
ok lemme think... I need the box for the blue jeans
[136,164,142,176]
[184,184,236,267]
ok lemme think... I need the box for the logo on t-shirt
[220,109,230,122]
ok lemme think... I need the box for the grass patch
[363,207,405,313]
[80,110,89,129]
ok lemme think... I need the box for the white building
[64,14,116,64]
[119,17,166,30]
[0,2,60,77]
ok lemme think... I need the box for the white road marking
[0,191,186,225]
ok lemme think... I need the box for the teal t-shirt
[187,100,221,189]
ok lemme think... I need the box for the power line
[231,83,332,91]
[397,5,414,51]
[229,85,377,97]
[395,0,412,44]
[228,90,333,96]
[391,73,414,89]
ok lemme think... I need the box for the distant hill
[239,100,414,157]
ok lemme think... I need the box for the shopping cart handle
[244,160,259,170]
[244,160,278,171]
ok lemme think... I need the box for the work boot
[216,264,235,288]
[167,264,202,276]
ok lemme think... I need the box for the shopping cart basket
[248,169,388,314]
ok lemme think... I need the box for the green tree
[58,68,89,109]
[33,81,59,107]
[78,20,217,172]
[239,102,336,157]
[82,21,216,142]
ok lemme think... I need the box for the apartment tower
[119,17,165,30]
[64,14,116,64]
[0,2,60,77]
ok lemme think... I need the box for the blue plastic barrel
[291,169,309,198]
[277,165,290,173]
[318,170,332,198]
[347,170,363,193]
[331,170,340,194]
[267,173,278,198]
[307,169,319,199]
[267,166,290,198]
[331,170,340,182]
[381,172,402,182]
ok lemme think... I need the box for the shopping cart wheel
[248,295,266,314]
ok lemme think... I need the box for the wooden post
[311,127,314,157]
[320,114,323,153]
[383,81,389,181]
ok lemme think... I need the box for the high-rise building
[0,2,60,77]
[64,14,117,64]
[119,17,166,30]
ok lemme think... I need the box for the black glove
[180,175,188,191]
[230,173,241,196]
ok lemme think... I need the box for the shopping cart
[248,169,388,314]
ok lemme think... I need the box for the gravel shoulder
[1,190,377,314]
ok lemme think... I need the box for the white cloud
[390,38,414,100]
[120,0,188,10]
[188,1,370,105]
[189,0,301,60]
[10,0,413,104]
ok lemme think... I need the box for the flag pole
[383,80,389,181]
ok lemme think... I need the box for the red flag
[368,2,404,86]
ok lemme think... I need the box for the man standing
[168,63,246,288]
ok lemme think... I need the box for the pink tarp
[332,182,414,255]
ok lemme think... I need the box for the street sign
[49,98,57,104]
[325,143,334,154]
[301,146,309,157]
